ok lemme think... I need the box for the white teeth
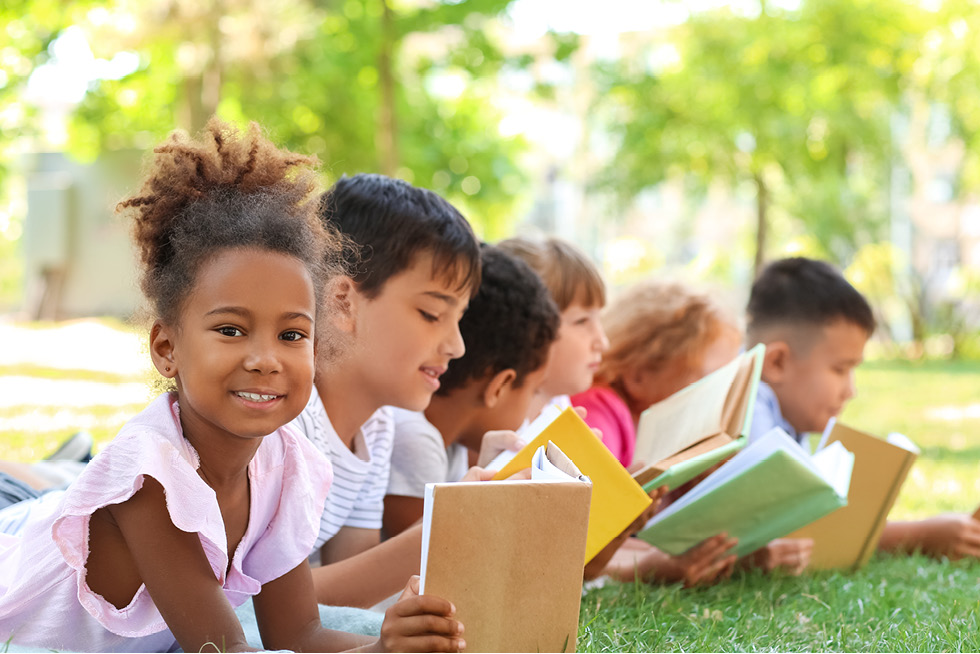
[236,391,278,402]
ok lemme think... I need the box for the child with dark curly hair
[0,120,464,653]
[382,243,561,537]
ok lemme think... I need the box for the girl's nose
[244,342,283,374]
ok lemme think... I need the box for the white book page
[486,404,563,472]
[634,353,743,466]
[887,432,920,454]
[810,441,854,498]
[529,442,589,482]
[814,417,837,453]
[419,483,435,595]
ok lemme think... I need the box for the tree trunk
[753,171,768,279]
[377,0,399,176]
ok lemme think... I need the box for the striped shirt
[289,388,394,552]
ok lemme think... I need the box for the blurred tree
[22,0,530,237]
[593,0,926,276]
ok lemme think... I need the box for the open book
[632,344,765,492]
[637,427,854,557]
[787,418,919,569]
[421,442,591,653]
[487,406,653,562]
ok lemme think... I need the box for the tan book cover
[788,422,918,570]
[420,477,591,652]
[491,407,651,562]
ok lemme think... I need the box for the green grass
[3,343,980,651]
[579,555,980,652]
[577,358,980,652]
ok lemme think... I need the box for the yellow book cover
[788,421,918,569]
[491,407,652,562]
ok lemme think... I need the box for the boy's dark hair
[437,244,560,395]
[747,257,876,344]
[320,174,481,298]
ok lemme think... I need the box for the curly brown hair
[117,117,339,324]
[595,280,742,387]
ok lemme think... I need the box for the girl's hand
[477,430,525,468]
[379,576,464,652]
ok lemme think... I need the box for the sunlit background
[1,1,980,499]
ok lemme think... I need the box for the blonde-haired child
[497,236,608,419]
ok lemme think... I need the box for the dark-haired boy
[383,244,561,537]
[748,256,980,562]
[294,174,482,609]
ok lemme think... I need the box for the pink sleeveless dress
[0,393,332,652]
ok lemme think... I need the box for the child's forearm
[877,520,923,554]
[312,526,423,607]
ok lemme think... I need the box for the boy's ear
[149,320,178,379]
[481,369,517,408]
[326,275,359,334]
[761,341,792,383]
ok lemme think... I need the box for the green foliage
[593,0,927,266]
[47,0,530,237]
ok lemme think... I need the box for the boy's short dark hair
[438,244,560,395]
[320,173,481,297]
[747,257,876,345]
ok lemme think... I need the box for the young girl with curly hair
[0,119,463,653]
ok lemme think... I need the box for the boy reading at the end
[748,257,980,561]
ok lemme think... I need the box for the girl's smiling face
[150,248,317,444]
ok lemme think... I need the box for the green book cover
[638,429,852,557]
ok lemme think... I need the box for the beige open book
[788,420,919,569]
[632,344,764,491]
[420,443,592,652]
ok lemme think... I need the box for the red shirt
[570,386,635,468]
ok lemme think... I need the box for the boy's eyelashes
[418,309,440,323]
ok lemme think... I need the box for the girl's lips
[232,390,285,409]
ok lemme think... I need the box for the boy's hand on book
[477,430,525,468]
[379,576,465,653]
[460,466,496,483]
[641,534,738,587]
[741,538,813,575]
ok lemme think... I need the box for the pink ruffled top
[570,385,636,468]
[0,393,332,653]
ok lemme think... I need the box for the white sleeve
[387,416,450,499]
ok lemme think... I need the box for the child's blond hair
[497,236,605,311]
[595,280,741,387]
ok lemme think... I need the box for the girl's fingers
[387,614,463,639]
[391,595,456,620]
